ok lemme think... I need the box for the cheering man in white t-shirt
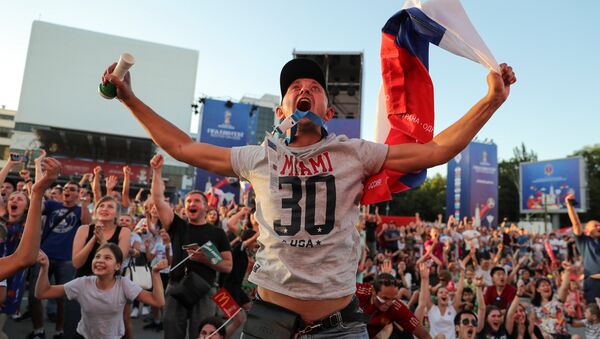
[102,57,515,337]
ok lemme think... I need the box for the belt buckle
[297,323,321,336]
[327,312,342,328]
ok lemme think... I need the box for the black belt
[296,297,370,335]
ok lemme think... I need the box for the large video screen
[17,21,198,139]
[519,157,587,213]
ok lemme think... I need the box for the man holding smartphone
[149,153,232,338]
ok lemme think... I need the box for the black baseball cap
[280,58,327,100]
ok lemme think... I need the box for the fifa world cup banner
[446,142,498,227]
[519,157,587,214]
[195,99,251,203]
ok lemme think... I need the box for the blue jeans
[241,322,368,339]
[297,322,369,339]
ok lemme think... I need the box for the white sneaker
[130,307,139,318]
[141,306,150,316]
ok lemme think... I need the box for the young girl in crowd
[35,243,166,339]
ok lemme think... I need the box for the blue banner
[446,142,498,227]
[195,99,251,204]
[327,119,360,139]
[519,157,587,213]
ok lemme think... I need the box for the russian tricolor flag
[361,0,499,205]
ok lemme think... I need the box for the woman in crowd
[505,292,543,339]
[35,244,166,339]
[476,305,509,338]
[416,261,468,339]
[205,207,220,227]
[0,190,30,317]
[529,263,577,338]
[72,196,131,277]
[0,157,60,280]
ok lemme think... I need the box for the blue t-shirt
[41,200,82,261]
[575,234,600,277]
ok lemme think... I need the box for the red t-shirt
[483,284,517,310]
[356,283,420,337]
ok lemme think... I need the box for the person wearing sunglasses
[454,310,478,339]
[356,273,431,338]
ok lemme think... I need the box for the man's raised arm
[383,64,516,173]
[565,193,582,236]
[103,64,235,177]
[149,154,174,231]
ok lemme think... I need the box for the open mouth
[9,205,18,211]
[467,328,474,337]
[296,98,311,112]
[188,208,198,214]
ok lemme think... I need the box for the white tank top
[428,304,457,339]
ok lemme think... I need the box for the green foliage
[498,142,538,220]
[570,144,600,222]
[378,173,446,220]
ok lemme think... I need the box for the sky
[0,0,598,177]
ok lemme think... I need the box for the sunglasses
[461,318,478,327]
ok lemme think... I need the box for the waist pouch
[242,297,370,338]
[167,271,211,309]
[242,299,300,339]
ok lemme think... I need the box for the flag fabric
[211,287,241,318]
[361,0,499,205]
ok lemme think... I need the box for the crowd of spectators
[0,149,599,339]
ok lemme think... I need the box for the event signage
[519,157,587,213]
[446,142,498,227]
[195,99,251,202]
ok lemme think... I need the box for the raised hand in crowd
[121,165,131,208]
[91,165,103,204]
[105,175,118,194]
[0,157,61,280]
[33,148,46,181]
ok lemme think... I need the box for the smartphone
[567,198,578,206]
[182,243,199,250]
[10,154,28,162]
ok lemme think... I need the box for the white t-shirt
[428,304,457,339]
[557,239,568,256]
[151,241,173,274]
[231,134,387,299]
[462,230,481,250]
[123,232,142,268]
[64,276,142,339]
[549,238,560,251]
[476,267,493,286]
